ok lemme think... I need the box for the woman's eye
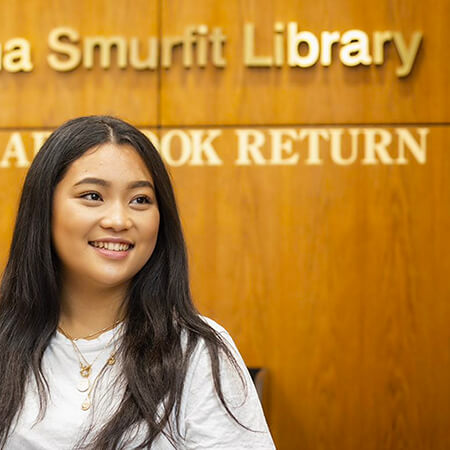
[81,192,102,201]
[131,196,151,205]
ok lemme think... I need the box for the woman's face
[52,143,160,289]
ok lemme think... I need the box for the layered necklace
[58,319,123,411]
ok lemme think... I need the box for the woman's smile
[88,238,135,260]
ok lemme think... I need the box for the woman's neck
[58,276,127,340]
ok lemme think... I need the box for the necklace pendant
[77,378,90,392]
[80,365,91,378]
[81,398,91,411]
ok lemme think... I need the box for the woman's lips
[89,242,132,260]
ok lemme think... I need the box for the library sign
[0,23,422,77]
[0,23,428,168]
[0,127,430,168]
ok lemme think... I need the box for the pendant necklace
[81,351,117,411]
[58,321,121,400]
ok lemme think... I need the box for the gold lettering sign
[0,128,429,169]
[244,23,423,76]
[0,24,423,77]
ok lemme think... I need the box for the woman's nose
[100,203,132,231]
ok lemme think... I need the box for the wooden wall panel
[167,126,450,449]
[0,0,159,127]
[160,0,450,125]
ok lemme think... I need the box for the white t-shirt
[7,317,275,449]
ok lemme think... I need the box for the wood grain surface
[168,126,450,449]
[160,0,450,125]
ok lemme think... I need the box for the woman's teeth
[90,241,131,251]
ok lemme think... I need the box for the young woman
[0,116,275,449]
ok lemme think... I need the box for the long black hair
[0,116,245,448]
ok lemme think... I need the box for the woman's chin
[81,271,132,289]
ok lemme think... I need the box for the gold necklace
[58,323,120,395]
[58,318,123,341]
[81,352,117,411]
[79,324,121,411]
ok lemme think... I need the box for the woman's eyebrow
[128,180,154,190]
[73,177,154,190]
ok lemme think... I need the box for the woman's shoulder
[181,315,243,374]
[194,315,240,352]
[198,315,229,335]
[180,316,276,449]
